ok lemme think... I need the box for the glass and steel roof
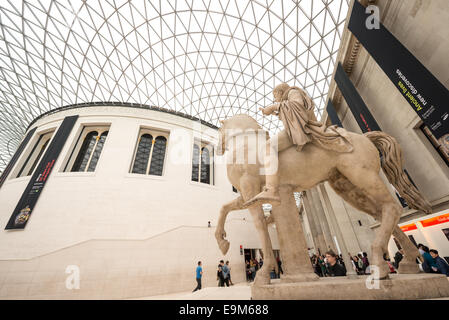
[0,0,350,173]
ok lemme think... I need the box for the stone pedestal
[251,274,449,300]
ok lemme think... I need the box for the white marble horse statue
[215,114,431,284]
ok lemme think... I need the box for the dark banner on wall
[335,63,381,133]
[326,100,343,128]
[348,0,449,140]
[0,128,37,189]
[5,115,78,230]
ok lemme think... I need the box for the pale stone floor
[130,282,252,300]
[130,278,449,300]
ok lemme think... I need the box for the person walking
[225,261,234,285]
[193,261,203,292]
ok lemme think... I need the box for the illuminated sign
[400,223,417,232]
[420,213,449,228]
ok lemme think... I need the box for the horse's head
[217,114,265,156]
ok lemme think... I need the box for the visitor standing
[319,255,327,277]
[217,263,224,286]
[325,250,346,277]
[250,260,256,281]
[245,260,252,282]
[430,249,449,276]
[393,249,403,269]
[225,261,234,285]
[220,260,230,286]
[362,252,370,269]
[193,261,203,292]
[421,245,438,273]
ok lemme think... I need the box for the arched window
[149,136,167,176]
[191,141,214,185]
[87,131,108,172]
[71,131,98,172]
[27,139,50,176]
[131,134,153,174]
[200,147,210,184]
[17,131,54,178]
[71,130,108,172]
[130,129,168,176]
[191,144,200,182]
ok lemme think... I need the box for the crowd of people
[245,256,284,281]
[349,252,370,275]
[194,244,449,291]
[245,258,263,282]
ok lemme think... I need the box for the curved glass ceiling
[0,0,349,173]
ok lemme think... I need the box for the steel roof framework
[0,0,350,173]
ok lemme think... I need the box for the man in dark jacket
[218,260,230,286]
[430,249,449,276]
[325,250,346,277]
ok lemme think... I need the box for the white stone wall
[0,106,279,298]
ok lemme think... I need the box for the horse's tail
[365,131,432,214]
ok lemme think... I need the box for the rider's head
[273,83,290,102]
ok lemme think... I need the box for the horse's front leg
[215,196,244,255]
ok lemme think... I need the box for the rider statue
[245,83,354,207]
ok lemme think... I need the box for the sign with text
[0,127,36,189]
[400,223,417,232]
[420,213,449,228]
[5,115,78,230]
[348,0,449,140]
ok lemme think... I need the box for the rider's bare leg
[244,131,292,207]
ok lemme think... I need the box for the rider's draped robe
[277,87,354,153]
